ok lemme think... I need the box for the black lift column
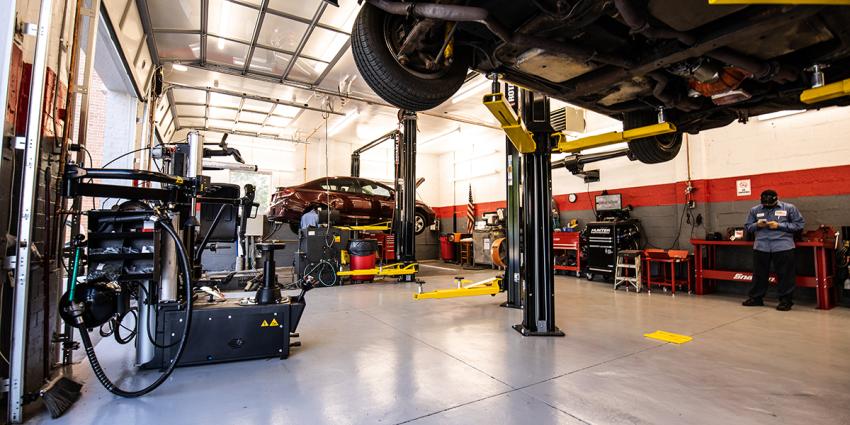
[514,91,564,337]
[500,81,523,309]
[394,110,417,281]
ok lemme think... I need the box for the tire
[623,111,683,164]
[351,4,470,111]
[414,212,427,235]
[289,222,299,235]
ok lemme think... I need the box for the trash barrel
[440,235,455,262]
[348,239,377,282]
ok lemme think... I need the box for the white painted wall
[432,106,850,208]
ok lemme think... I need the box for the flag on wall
[466,184,475,233]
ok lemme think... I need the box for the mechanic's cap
[760,189,778,206]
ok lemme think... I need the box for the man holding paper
[742,189,805,311]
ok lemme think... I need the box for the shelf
[88,252,154,261]
[88,232,155,241]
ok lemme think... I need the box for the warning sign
[260,320,269,327]
[269,318,279,327]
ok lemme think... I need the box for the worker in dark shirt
[742,189,805,311]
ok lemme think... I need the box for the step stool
[614,250,643,292]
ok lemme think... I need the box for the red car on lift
[269,176,436,234]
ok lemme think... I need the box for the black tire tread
[351,4,468,111]
[623,111,683,164]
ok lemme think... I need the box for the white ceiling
[141,0,614,155]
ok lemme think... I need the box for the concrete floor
[29,263,850,424]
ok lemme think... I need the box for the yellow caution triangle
[269,318,279,327]
[260,320,269,327]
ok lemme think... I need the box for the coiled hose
[77,217,193,397]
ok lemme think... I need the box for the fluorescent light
[420,126,461,146]
[171,63,188,72]
[453,168,500,182]
[450,78,492,104]
[757,110,805,121]
[328,109,359,137]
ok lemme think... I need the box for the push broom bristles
[40,377,83,419]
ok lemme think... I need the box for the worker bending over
[742,189,805,311]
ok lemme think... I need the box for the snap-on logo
[732,273,776,283]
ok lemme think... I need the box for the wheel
[288,222,299,235]
[585,272,594,281]
[351,3,470,111]
[623,110,682,164]
[414,212,427,235]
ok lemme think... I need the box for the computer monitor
[595,194,622,211]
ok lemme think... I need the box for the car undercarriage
[351,0,850,163]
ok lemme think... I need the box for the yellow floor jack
[413,276,503,300]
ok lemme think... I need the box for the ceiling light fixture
[450,78,492,104]
[328,109,360,137]
[419,126,461,146]
[756,110,806,121]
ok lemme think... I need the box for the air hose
[74,216,193,397]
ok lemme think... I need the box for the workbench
[691,239,836,309]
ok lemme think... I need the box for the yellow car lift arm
[709,0,850,4]
[413,276,502,300]
[337,262,418,277]
[800,78,850,104]
[483,92,537,154]
[554,122,678,154]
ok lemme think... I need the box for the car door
[335,178,373,223]
[361,180,395,221]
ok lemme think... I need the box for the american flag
[466,184,475,233]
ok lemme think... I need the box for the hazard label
[260,320,269,327]
[270,318,279,327]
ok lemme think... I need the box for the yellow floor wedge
[414,277,502,300]
[555,122,677,154]
[644,330,693,344]
[800,78,850,104]
[483,93,537,153]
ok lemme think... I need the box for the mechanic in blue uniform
[742,189,805,311]
[300,207,320,231]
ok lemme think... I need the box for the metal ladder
[614,250,643,292]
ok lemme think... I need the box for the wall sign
[736,179,752,197]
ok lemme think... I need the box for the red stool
[644,249,692,294]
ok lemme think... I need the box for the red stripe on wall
[434,164,850,219]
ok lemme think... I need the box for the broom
[39,376,83,418]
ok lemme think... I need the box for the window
[230,171,272,214]
[361,183,391,198]
[320,178,358,193]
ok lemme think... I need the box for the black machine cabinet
[583,219,641,279]
[145,298,305,370]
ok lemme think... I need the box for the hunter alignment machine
[58,131,311,397]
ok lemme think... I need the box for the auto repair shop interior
[3,0,850,424]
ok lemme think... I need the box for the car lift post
[395,110,417,281]
[514,90,564,337]
[498,80,522,309]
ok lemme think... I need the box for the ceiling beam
[168,82,344,116]
[179,63,500,130]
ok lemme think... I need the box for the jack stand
[255,241,285,304]
[514,90,564,337]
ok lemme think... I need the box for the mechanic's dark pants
[749,249,796,301]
